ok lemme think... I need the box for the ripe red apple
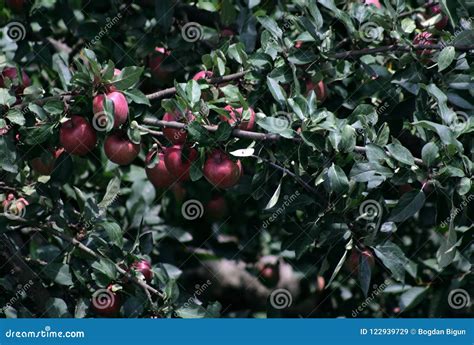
[192,70,214,81]
[131,260,153,283]
[93,285,121,317]
[203,149,242,189]
[363,0,382,9]
[6,0,25,13]
[221,106,256,131]
[205,195,229,221]
[104,132,140,165]
[162,111,195,144]
[145,151,175,188]
[306,79,327,102]
[413,32,436,56]
[148,47,172,83]
[0,67,31,93]
[93,91,129,128]
[430,5,448,30]
[59,116,97,156]
[30,148,64,175]
[164,145,198,181]
[346,248,375,274]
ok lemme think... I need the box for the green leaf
[266,77,286,106]
[187,122,212,144]
[386,143,415,165]
[214,121,232,141]
[123,89,151,106]
[43,263,73,286]
[98,177,121,209]
[98,222,124,249]
[422,84,456,124]
[374,241,409,282]
[400,287,428,312]
[112,67,143,90]
[44,298,71,318]
[438,46,455,72]
[186,80,201,105]
[256,16,283,40]
[421,142,439,167]
[389,190,426,222]
[6,108,25,126]
[326,164,349,194]
[0,89,17,106]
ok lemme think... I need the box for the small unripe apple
[145,151,175,188]
[221,106,256,131]
[306,79,327,102]
[30,148,64,175]
[104,132,140,165]
[363,0,382,9]
[6,0,25,13]
[346,248,375,274]
[203,149,242,189]
[192,70,214,81]
[93,91,129,128]
[164,145,199,181]
[162,111,195,144]
[60,116,97,156]
[148,47,172,83]
[0,67,31,93]
[93,285,121,317]
[205,195,229,221]
[131,260,153,283]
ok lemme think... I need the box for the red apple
[413,32,436,56]
[104,132,140,165]
[162,111,195,144]
[0,67,31,93]
[30,148,64,175]
[92,285,121,317]
[93,91,129,128]
[430,5,448,30]
[6,0,25,13]
[306,79,327,102]
[203,149,242,189]
[363,0,382,9]
[192,70,214,81]
[59,116,97,156]
[131,260,153,283]
[148,47,172,83]
[164,145,198,181]
[221,106,256,131]
[220,28,235,38]
[171,183,186,202]
[205,195,229,221]
[145,150,175,188]
[346,248,375,273]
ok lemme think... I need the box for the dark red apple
[6,0,25,13]
[104,132,140,165]
[30,148,65,175]
[205,195,229,221]
[192,70,214,81]
[93,91,129,128]
[131,260,153,283]
[430,5,448,30]
[220,28,235,38]
[162,111,195,144]
[221,106,256,131]
[0,67,31,93]
[148,47,172,83]
[164,145,198,181]
[59,116,97,156]
[306,79,327,102]
[203,149,242,189]
[363,0,382,9]
[93,285,121,317]
[145,150,175,188]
